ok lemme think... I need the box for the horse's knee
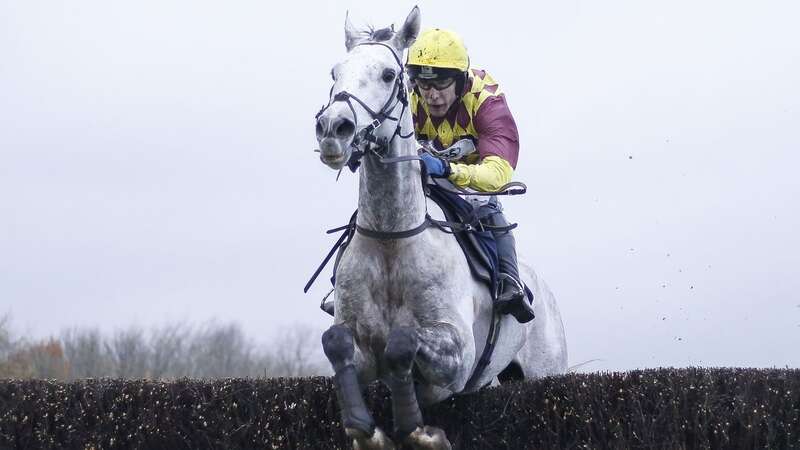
[384,326,419,375]
[415,324,469,389]
[322,324,355,371]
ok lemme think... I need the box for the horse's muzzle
[316,111,356,169]
[318,137,351,169]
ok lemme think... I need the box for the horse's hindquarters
[516,261,568,377]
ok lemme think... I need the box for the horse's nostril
[335,119,355,139]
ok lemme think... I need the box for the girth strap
[355,216,431,240]
[303,211,432,293]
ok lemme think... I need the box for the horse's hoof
[349,426,396,450]
[404,426,452,450]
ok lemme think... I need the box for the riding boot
[487,209,535,324]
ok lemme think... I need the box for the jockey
[406,28,535,324]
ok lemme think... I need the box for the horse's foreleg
[322,324,377,439]
[384,326,454,450]
[384,326,423,437]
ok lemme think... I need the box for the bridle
[315,41,418,173]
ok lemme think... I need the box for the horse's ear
[344,11,361,51]
[394,6,421,51]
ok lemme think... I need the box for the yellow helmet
[407,28,469,79]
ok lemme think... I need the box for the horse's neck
[357,126,426,232]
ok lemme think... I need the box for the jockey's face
[418,78,458,118]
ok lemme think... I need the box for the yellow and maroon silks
[411,69,520,192]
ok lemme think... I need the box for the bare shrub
[106,327,150,378]
[187,321,258,378]
[269,324,327,377]
[1,315,329,380]
[148,323,190,379]
[0,313,18,361]
[61,328,112,379]
[21,339,70,379]
[0,334,69,379]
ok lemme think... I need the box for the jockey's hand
[420,152,451,178]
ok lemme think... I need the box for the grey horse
[314,7,568,450]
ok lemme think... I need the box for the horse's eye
[382,69,396,83]
[330,68,336,81]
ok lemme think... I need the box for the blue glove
[420,152,451,178]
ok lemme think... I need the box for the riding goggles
[414,77,456,91]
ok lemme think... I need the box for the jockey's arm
[448,156,513,192]
[446,94,520,192]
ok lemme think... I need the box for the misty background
[1,0,798,375]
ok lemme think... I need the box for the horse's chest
[367,259,446,308]
[338,253,434,312]
[343,243,440,291]
[336,238,462,332]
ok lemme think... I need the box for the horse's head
[315,7,421,170]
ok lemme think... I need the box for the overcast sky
[1,0,798,372]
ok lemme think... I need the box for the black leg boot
[488,208,535,324]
